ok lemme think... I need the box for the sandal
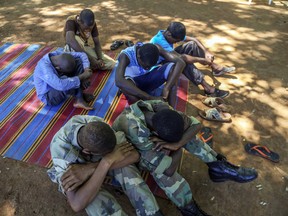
[202,97,231,112]
[212,66,236,76]
[125,40,134,47]
[199,107,231,123]
[244,143,280,163]
[110,40,124,50]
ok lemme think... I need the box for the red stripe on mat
[26,99,84,165]
[0,44,29,68]
[0,46,55,101]
[0,93,43,153]
[107,94,127,125]
[176,76,189,112]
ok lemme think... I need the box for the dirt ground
[0,0,288,215]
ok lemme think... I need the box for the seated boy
[112,100,258,215]
[150,22,235,98]
[47,115,163,216]
[33,51,93,110]
[115,42,185,108]
[64,9,116,70]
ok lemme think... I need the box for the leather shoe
[207,160,257,183]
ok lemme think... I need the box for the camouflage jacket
[112,100,200,174]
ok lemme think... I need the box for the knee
[46,93,66,106]
[185,41,197,48]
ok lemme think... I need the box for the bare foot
[83,93,95,103]
[74,98,94,110]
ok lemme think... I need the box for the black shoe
[179,199,210,216]
[205,88,229,98]
[207,160,257,183]
[125,40,134,47]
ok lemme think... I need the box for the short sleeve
[65,20,77,33]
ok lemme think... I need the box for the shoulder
[65,17,77,31]
[70,115,103,124]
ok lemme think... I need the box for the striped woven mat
[0,42,189,197]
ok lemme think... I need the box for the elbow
[175,57,186,69]
[115,79,125,90]
[181,54,188,62]
[69,201,85,213]
[115,80,121,89]
[67,194,87,212]
[71,206,83,213]
[179,58,186,68]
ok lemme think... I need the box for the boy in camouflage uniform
[112,100,258,215]
[47,115,163,216]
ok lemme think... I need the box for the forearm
[47,77,80,91]
[177,123,201,148]
[117,79,153,100]
[67,37,86,53]
[93,37,103,60]
[66,159,111,212]
[165,59,185,89]
[94,45,103,60]
[164,149,182,176]
[181,54,204,64]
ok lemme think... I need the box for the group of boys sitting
[35,8,256,216]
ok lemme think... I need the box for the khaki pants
[64,36,116,70]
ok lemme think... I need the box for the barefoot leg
[73,97,94,110]
[83,93,95,103]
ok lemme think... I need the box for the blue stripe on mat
[0,44,41,81]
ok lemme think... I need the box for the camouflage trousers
[184,135,218,163]
[64,35,116,71]
[85,164,161,216]
[142,136,218,208]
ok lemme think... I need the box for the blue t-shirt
[150,30,174,64]
[150,30,174,52]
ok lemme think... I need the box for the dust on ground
[0,0,288,215]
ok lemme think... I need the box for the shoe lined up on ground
[212,66,236,76]
[207,160,258,183]
[205,88,229,98]
[179,199,211,216]
[110,40,134,50]
[199,107,232,123]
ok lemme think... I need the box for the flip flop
[110,40,124,50]
[199,107,232,123]
[244,143,280,163]
[202,97,231,112]
[197,127,213,148]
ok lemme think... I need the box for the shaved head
[58,53,76,74]
[78,121,116,154]
[79,9,95,27]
